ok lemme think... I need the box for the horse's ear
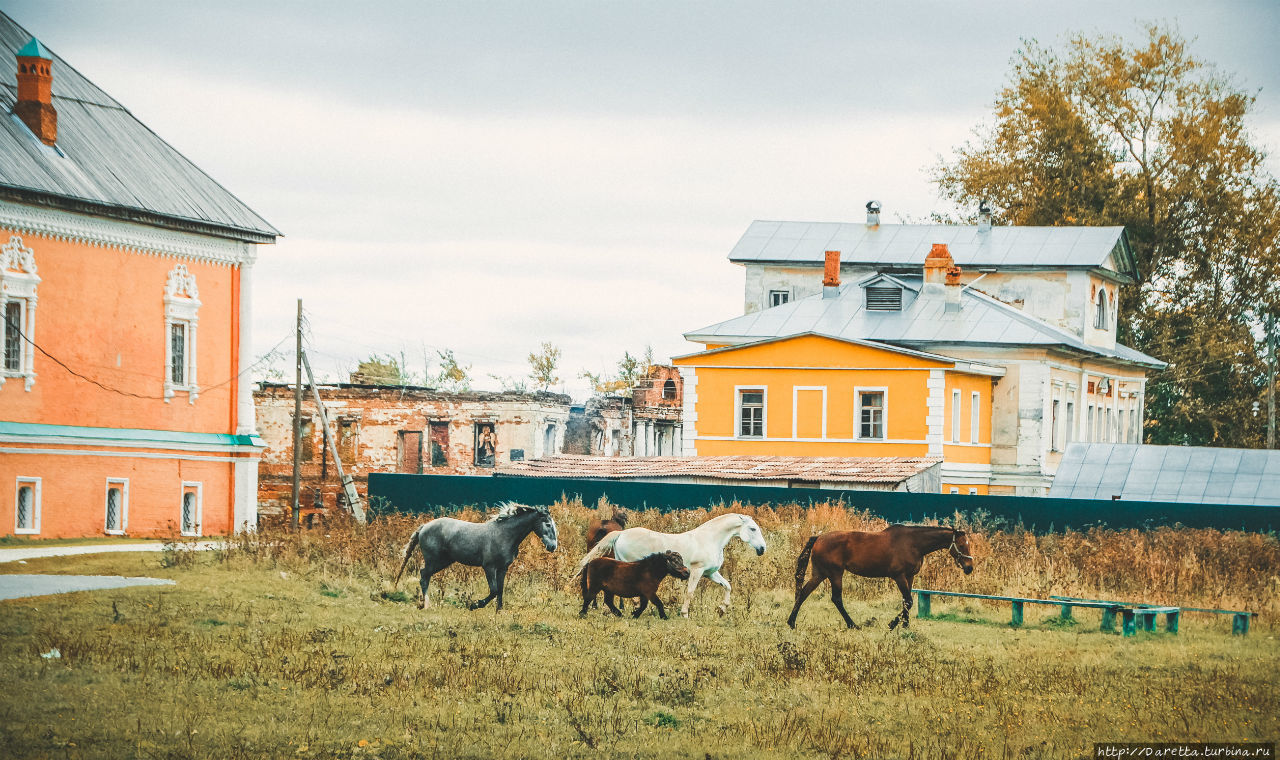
[955,529,967,536]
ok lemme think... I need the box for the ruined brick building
[254,366,683,518]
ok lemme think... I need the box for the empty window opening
[398,430,424,473]
[542,424,556,458]
[662,379,677,400]
[475,424,498,467]
[429,421,450,467]
[865,286,903,311]
[298,417,315,462]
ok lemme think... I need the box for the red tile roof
[495,455,940,484]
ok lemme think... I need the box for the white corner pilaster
[679,366,698,457]
[926,369,945,457]
[233,457,258,533]
[236,252,257,435]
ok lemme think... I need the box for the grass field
[1,501,1276,759]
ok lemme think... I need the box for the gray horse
[393,502,558,611]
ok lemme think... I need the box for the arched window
[1094,288,1108,330]
[164,264,201,402]
[663,378,677,400]
[1,236,40,391]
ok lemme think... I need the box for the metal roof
[1049,443,1280,506]
[730,220,1135,280]
[684,275,1166,369]
[0,14,279,242]
[496,454,941,484]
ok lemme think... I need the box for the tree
[580,346,655,397]
[433,348,471,392]
[527,341,562,391]
[351,354,409,385]
[934,25,1280,446]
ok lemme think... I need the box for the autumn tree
[433,348,471,392]
[351,354,410,385]
[581,346,654,397]
[934,25,1280,446]
[527,341,562,391]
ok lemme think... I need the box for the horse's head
[736,516,767,556]
[612,508,630,528]
[534,510,558,552]
[661,551,691,580]
[949,529,973,575]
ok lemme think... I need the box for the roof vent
[866,200,881,226]
[977,200,992,233]
[865,286,902,311]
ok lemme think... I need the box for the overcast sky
[7,1,1280,397]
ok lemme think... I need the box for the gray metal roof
[730,220,1135,280]
[1049,443,1280,506]
[684,275,1166,369]
[0,14,279,242]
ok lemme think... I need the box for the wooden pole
[301,349,366,523]
[290,299,302,530]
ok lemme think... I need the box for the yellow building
[680,214,1166,495]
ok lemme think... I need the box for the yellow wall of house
[943,483,990,495]
[942,373,994,465]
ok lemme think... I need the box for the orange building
[0,17,278,537]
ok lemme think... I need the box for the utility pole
[1269,314,1276,449]
[291,299,303,530]
[301,348,366,523]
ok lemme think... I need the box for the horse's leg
[680,569,704,617]
[493,565,508,612]
[888,574,913,630]
[787,573,827,629]
[709,571,732,615]
[604,593,623,617]
[631,596,649,618]
[829,571,856,629]
[469,566,499,610]
[418,567,432,610]
[652,595,668,620]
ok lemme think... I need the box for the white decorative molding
[1,235,40,391]
[164,264,201,403]
[679,366,698,457]
[0,198,258,267]
[925,370,945,457]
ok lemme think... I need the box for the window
[951,389,962,443]
[105,479,128,534]
[968,487,978,495]
[398,430,423,473]
[1094,288,1108,329]
[1065,402,1075,444]
[298,417,315,462]
[542,423,556,459]
[949,487,959,494]
[971,391,981,444]
[337,417,359,460]
[1087,404,1095,441]
[1106,409,1114,442]
[15,477,40,534]
[662,379,677,400]
[768,290,790,308]
[865,286,903,311]
[1051,399,1060,451]
[1,235,39,390]
[430,421,450,466]
[475,423,498,466]
[163,264,200,402]
[180,482,201,537]
[857,390,885,440]
[737,389,765,438]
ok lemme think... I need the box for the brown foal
[585,508,630,549]
[787,525,974,630]
[579,550,690,619]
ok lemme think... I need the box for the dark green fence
[367,474,1279,532]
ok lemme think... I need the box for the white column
[679,366,698,457]
[233,457,258,533]
[925,369,945,457]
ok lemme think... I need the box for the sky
[6,1,1280,398]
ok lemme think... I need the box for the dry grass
[0,499,1276,759]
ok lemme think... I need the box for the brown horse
[579,550,690,619]
[585,507,630,549]
[787,525,974,630]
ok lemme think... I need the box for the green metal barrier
[368,473,1280,533]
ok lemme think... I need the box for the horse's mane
[488,501,549,522]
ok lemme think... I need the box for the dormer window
[1094,288,1109,329]
[865,286,903,311]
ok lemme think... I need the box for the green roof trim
[0,421,263,448]
[18,37,51,59]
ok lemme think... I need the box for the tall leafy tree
[527,341,562,391]
[934,25,1280,446]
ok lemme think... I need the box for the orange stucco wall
[941,373,994,465]
[0,228,238,431]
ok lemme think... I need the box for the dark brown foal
[579,550,690,619]
[787,525,974,630]
[585,508,630,549]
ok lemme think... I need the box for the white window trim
[15,476,41,534]
[970,391,981,445]
[105,478,129,535]
[180,481,203,537]
[854,386,889,441]
[164,264,201,404]
[1,235,40,391]
[734,385,767,439]
[791,385,828,439]
[968,487,978,495]
[951,389,962,443]
[767,289,791,308]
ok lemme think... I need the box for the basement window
[865,286,903,311]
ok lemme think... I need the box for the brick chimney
[923,243,953,288]
[822,250,840,299]
[944,263,964,313]
[14,38,56,146]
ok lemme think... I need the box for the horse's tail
[794,535,819,595]
[392,525,424,588]
[570,530,621,580]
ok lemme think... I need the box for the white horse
[573,513,767,617]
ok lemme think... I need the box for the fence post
[1122,610,1137,637]
[917,591,932,618]
[1232,613,1250,636]
[1101,607,1116,632]
[1010,600,1024,627]
[1165,611,1179,634]
[1059,604,1073,621]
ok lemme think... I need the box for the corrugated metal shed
[496,454,941,484]
[0,13,279,242]
[1049,443,1280,506]
[684,275,1166,369]
[730,220,1135,280]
